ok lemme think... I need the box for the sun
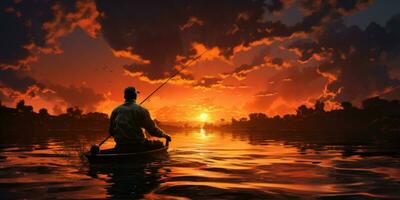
[199,112,209,122]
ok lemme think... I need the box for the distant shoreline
[1,96,400,135]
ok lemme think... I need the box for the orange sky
[20,29,323,123]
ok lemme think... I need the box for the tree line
[0,100,109,133]
[2,96,400,134]
[211,96,400,134]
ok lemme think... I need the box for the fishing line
[139,50,209,104]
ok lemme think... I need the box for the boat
[84,141,169,163]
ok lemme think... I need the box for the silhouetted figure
[109,87,171,152]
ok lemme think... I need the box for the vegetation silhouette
[210,96,400,134]
[0,100,108,133]
[1,96,400,135]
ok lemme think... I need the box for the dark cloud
[271,57,284,66]
[0,0,102,110]
[48,84,105,111]
[288,14,400,103]
[96,0,282,81]
[0,0,99,67]
[224,47,269,80]
[298,0,372,23]
[0,0,53,66]
[193,76,224,89]
[229,64,259,80]
[0,68,43,92]
[265,0,286,13]
[264,0,373,38]
[97,0,373,83]
[0,69,105,111]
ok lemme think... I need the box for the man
[109,87,171,152]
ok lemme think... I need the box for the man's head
[124,86,138,100]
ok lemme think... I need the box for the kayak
[84,141,169,163]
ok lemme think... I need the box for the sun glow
[199,112,209,122]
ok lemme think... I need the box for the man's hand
[165,134,171,142]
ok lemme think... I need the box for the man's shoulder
[112,102,149,114]
[112,103,128,113]
[124,102,148,111]
[135,104,149,113]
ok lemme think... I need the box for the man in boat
[108,87,171,152]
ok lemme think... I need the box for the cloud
[288,14,400,103]
[224,46,291,80]
[228,64,260,80]
[47,84,105,111]
[223,47,269,80]
[96,0,285,82]
[244,66,328,114]
[0,68,43,92]
[0,0,49,66]
[0,89,9,103]
[0,68,105,112]
[0,0,100,67]
[294,0,372,32]
[42,0,100,49]
[0,0,104,111]
[2,0,396,118]
[192,76,234,89]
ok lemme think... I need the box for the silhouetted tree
[231,118,238,125]
[16,100,33,112]
[16,100,25,111]
[249,113,267,121]
[314,101,325,114]
[39,108,49,116]
[296,105,313,117]
[85,112,108,119]
[273,115,281,120]
[66,107,83,118]
[341,101,355,111]
[362,96,388,111]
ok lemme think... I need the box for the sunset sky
[1,0,400,123]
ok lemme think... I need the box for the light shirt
[109,100,165,145]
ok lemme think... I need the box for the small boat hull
[84,141,169,164]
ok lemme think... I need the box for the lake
[0,129,399,199]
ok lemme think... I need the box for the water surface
[0,129,399,199]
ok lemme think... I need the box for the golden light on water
[200,128,207,139]
[199,112,209,122]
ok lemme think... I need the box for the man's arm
[142,109,170,140]
[108,109,117,136]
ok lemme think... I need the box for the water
[0,129,399,199]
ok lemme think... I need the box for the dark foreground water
[0,129,400,199]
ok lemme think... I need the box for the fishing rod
[90,50,209,155]
[139,50,208,104]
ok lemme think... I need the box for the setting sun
[199,112,209,122]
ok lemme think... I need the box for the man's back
[109,100,165,145]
